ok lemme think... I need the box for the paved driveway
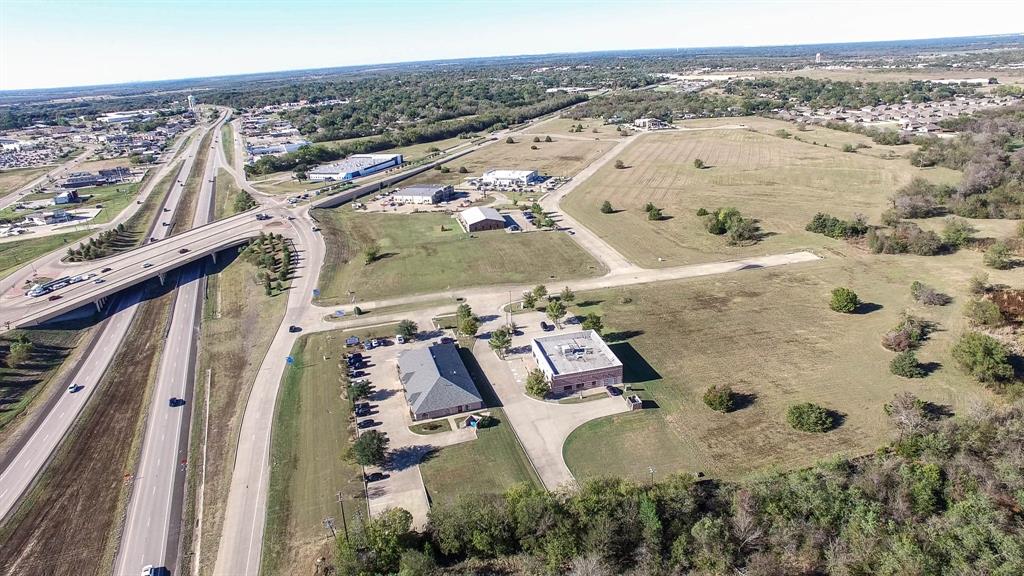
[473,311,629,490]
[355,338,475,528]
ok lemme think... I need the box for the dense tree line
[328,399,1024,575]
[245,94,585,176]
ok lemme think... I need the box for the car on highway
[288,325,302,333]
[169,398,186,407]
[162,222,169,226]
[47,294,61,301]
[67,383,81,393]
[93,278,105,284]
[142,263,153,269]
[357,419,378,429]
[178,248,189,254]
[163,208,170,212]
[150,237,159,243]
[312,226,320,232]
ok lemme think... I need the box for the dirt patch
[990,289,1024,323]
[0,285,172,576]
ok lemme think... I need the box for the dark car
[349,370,366,379]
[540,321,554,332]
[605,385,623,397]
[288,325,302,333]
[346,353,363,365]
[163,207,171,212]
[47,294,61,301]
[101,267,113,273]
[357,419,377,429]
[355,403,371,417]
[178,248,189,254]
[365,472,387,483]
[169,398,186,407]
[440,337,455,344]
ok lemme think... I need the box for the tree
[890,351,926,378]
[696,207,709,217]
[559,286,575,303]
[786,402,834,432]
[458,166,468,173]
[353,306,363,316]
[458,316,479,337]
[951,332,1014,383]
[546,300,567,327]
[963,299,1004,327]
[703,384,734,412]
[263,275,272,296]
[505,136,515,144]
[364,508,414,574]
[349,380,372,400]
[525,369,549,397]
[456,303,474,321]
[693,158,705,169]
[983,241,1012,270]
[614,159,625,169]
[968,273,989,295]
[489,326,512,358]
[646,206,663,221]
[522,291,537,310]
[352,430,389,466]
[397,319,418,339]
[532,284,548,300]
[600,200,614,214]
[941,217,975,249]
[544,135,553,143]
[829,287,860,313]
[581,313,603,334]
[6,339,33,368]
[364,243,381,265]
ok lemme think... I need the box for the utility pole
[648,466,656,486]
[322,517,336,539]
[336,491,349,540]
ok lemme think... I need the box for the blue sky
[1,0,1021,90]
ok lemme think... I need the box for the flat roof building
[308,153,403,182]
[392,184,453,205]
[459,206,506,232]
[481,169,539,187]
[397,343,484,421]
[531,330,623,395]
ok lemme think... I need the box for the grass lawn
[420,408,540,507]
[410,419,452,435]
[0,166,49,195]
[313,208,605,303]
[77,158,133,172]
[194,255,289,574]
[262,330,364,576]
[214,167,243,220]
[0,321,89,432]
[221,124,235,168]
[0,231,90,280]
[402,137,617,187]
[521,117,621,139]
[561,120,960,268]
[562,250,997,484]
[250,174,320,196]
[0,181,141,225]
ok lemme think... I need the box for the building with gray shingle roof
[397,343,484,420]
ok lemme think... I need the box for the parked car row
[346,351,386,483]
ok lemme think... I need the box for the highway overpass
[7,208,279,327]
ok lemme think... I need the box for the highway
[114,119,226,574]
[0,113,225,527]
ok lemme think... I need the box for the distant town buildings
[307,153,404,182]
[776,94,1021,133]
[97,110,158,124]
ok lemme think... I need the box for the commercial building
[392,184,453,205]
[96,110,158,124]
[60,172,105,189]
[54,190,80,205]
[246,141,308,159]
[633,117,672,130]
[27,210,73,226]
[308,153,403,182]
[397,343,484,421]
[459,206,506,232]
[480,169,540,187]
[531,330,623,395]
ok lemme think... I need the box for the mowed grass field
[521,117,623,139]
[0,167,49,195]
[0,231,90,280]
[314,208,606,303]
[420,408,540,507]
[563,250,996,484]
[562,121,960,268]
[262,331,364,576]
[402,137,617,187]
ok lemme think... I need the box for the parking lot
[347,336,476,528]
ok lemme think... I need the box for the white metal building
[480,169,539,187]
[392,184,453,205]
[308,153,403,182]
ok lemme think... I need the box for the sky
[1,0,1022,91]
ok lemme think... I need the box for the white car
[141,566,154,576]
[67,383,81,393]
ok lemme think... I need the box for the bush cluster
[702,384,734,412]
[910,281,951,306]
[701,207,761,245]
[867,222,944,256]
[829,287,860,313]
[805,212,869,239]
[881,313,930,352]
[890,350,926,378]
[786,402,834,432]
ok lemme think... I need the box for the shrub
[397,319,418,339]
[941,217,975,249]
[693,158,705,169]
[787,403,834,432]
[890,351,926,378]
[544,135,552,143]
[614,159,625,169]
[530,145,538,150]
[600,200,614,214]
[533,136,540,142]
[882,313,930,352]
[805,212,868,239]
[525,369,549,397]
[829,287,860,313]
[963,298,1004,327]
[703,385,734,412]
[505,136,515,144]
[951,332,1014,383]
[647,206,663,221]
[910,281,951,306]
[967,273,989,295]
[458,166,468,174]
[842,143,856,153]
[351,430,389,466]
[696,207,709,217]
[983,241,1013,270]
